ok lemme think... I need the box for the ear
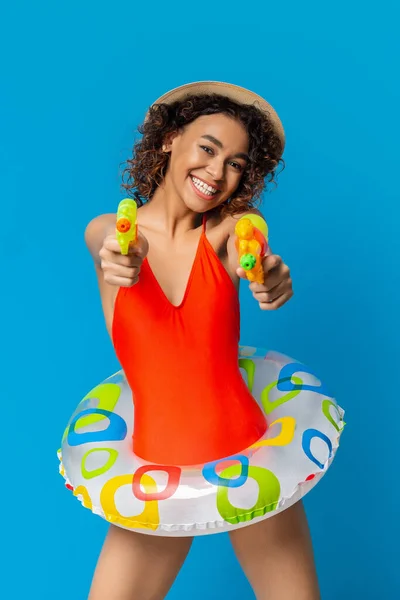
[162,131,180,153]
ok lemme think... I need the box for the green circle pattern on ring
[322,399,343,432]
[261,376,303,415]
[217,464,281,524]
[62,383,121,443]
[81,448,119,479]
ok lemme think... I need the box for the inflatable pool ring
[58,203,345,536]
[58,350,344,536]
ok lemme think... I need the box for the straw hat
[152,80,285,150]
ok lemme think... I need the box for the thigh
[88,525,193,600]
[229,501,320,600]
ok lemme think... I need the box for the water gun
[235,214,269,284]
[116,198,137,254]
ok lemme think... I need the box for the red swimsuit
[112,215,267,466]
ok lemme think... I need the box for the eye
[229,161,243,171]
[200,145,214,155]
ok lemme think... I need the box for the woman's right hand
[99,230,149,287]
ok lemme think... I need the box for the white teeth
[191,176,218,195]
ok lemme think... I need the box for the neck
[145,178,202,238]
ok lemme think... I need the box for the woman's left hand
[237,255,293,310]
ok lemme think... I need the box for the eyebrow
[201,135,249,161]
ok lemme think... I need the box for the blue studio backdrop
[1,1,399,598]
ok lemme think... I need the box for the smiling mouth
[190,176,220,199]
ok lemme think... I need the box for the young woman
[60,82,344,600]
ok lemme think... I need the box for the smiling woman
[59,81,344,600]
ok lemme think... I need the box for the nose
[205,157,225,182]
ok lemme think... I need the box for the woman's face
[165,113,249,212]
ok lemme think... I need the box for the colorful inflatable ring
[58,347,345,536]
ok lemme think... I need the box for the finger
[262,254,283,274]
[236,267,250,280]
[248,281,268,294]
[259,290,294,311]
[103,273,140,287]
[252,279,291,303]
[100,247,143,268]
[104,236,127,253]
[101,262,141,280]
[259,264,291,292]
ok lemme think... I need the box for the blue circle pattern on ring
[302,428,333,470]
[276,362,332,397]
[67,408,128,446]
[202,454,249,488]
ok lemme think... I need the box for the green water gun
[116,198,137,255]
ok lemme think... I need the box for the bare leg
[229,501,320,600]
[88,525,193,600]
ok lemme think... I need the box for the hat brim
[151,81,285,149]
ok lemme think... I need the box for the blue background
[1,1,399,598]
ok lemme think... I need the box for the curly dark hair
[122,94,285,215]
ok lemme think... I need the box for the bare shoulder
[85,213,116,243]
[84,213,116,262]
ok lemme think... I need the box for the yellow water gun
[116,198,137,254]
[235,214,269,284]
